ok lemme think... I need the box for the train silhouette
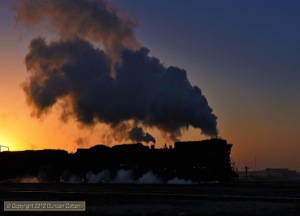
[0,139,237,183]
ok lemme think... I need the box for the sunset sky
[0,0,300,171]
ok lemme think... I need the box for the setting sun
[0,135,11,151]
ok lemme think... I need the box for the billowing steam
[128,127,156,143]
[16,170,201,185]
[15,0,218,142]
[135,171,162,184]
[14,0,139,61]
[167,177,196,185]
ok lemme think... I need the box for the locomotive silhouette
[0,139,237,183]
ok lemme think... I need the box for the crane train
[0,138,238,183]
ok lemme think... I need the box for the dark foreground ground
[1,182,300,216]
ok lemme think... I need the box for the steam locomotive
[0,139,237,183]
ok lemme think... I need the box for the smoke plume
[75,137,89,146]
[128,127,156,144]
[14,0,139,60]
[15,0,218,141]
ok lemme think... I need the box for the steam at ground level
[9,170,202,185]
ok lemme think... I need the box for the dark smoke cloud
[16,0,218,141]
[22,37,111,119]
[128,127,156,144]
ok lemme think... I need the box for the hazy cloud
[14,0,140,61]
